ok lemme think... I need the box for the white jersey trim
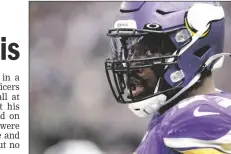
[163,130,231,154]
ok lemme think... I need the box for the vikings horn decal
[185,3,225,38]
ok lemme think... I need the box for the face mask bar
[107,27,186,37]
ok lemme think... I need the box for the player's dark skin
[127,42,158,99]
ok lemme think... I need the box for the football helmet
[105,2,230,117]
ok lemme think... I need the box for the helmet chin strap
[128,94,167,118]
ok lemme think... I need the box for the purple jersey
[135,92,231,154]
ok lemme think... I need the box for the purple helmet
[105,2,229,108]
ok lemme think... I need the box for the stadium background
[29,2,231,154]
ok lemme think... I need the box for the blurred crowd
[29,2,231,154]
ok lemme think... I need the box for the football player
[105,2,231,154]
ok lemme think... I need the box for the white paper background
[0,0,28,153]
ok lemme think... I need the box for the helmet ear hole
[193,45,210,58]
